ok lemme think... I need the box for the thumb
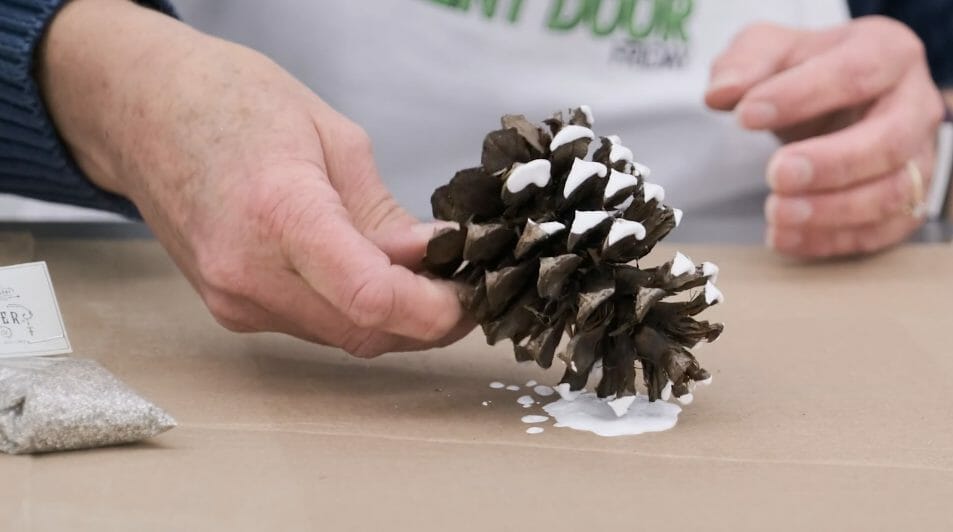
[367,218,460,271]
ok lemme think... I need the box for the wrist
[36,0,199,198]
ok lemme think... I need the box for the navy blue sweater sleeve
[0,0,176,218]
[849,0,953,88]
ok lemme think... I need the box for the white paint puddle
[543,393,681,437]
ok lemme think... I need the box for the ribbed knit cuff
[0,0,177,219]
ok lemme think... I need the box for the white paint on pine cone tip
[673,208,684,227]
[613,196,635,211]
[564,158,608,199]
[702,261,719,282]
[570,210,610,235]
[505,159,551,193]
[705,281,724,304]
[579,105,594,125]
[676,393,695,405]
[550,125,595,151]
[633,161,652,178]
[661,380,674,401]
[529,219,566,236]
[606,135,623,145]
[670,251,695,277]
[697,376,713,387]
[609,144,634,164]
[607,219,646,246]
[643,182,665,203]
[604,169,639,200]
[607,395,637,418]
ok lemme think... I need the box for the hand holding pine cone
[425,107,724,413]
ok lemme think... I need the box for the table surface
[0,227,951,531]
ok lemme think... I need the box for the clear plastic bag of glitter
[0,357,175,454]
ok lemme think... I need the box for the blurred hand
[39,0,469,356]
[706,17,945,258]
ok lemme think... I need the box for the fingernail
[708,70,742,92]
[768,155,814,191]
[766,196,812,225]
[411,221,458,239]
[738,101,778,128]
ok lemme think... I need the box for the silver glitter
[0,357,175,454]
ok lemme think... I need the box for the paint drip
[543,393,681,437]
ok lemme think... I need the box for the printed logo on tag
[0,262,71,358]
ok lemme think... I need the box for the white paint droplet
[604,169,639,200]
[643,182,665,203]
[606,395,637,418]
[522,415,548,424]
[633,161,652,178]
[705,281,724,304]
[563,158,608,199]
[525,380,538,387]
[569,210,611,236]
[535,221,566,236]
[579,105,594,125]
[489,382,505,389]
[609,144,634,164]
[673,208,684,227]
[550,125,595,151]
[606,219,646,246]
[613,196,635,211]
[554,383,583,401]
[506,385,520,391]
[670,251,695,277]
[676,393,695,405]
[660,380,673,401]
[543,393,681,437]
[481,401,489,406]
[517,395,535,406]
[505,159,552,193]
[533,385,555,397]
[526,427,545,435]
[702,262,720,283]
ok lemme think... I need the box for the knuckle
[879,123,913,171]
[344,273,395,330]
[203,291,254,333]
[196,253,254,298]
[839,59,881,102]
[341,123,374,157]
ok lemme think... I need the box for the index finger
[706,23,845,111]
[705,23,804,111]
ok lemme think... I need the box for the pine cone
[425,107,724,410]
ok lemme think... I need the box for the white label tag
[0,262,72,358]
